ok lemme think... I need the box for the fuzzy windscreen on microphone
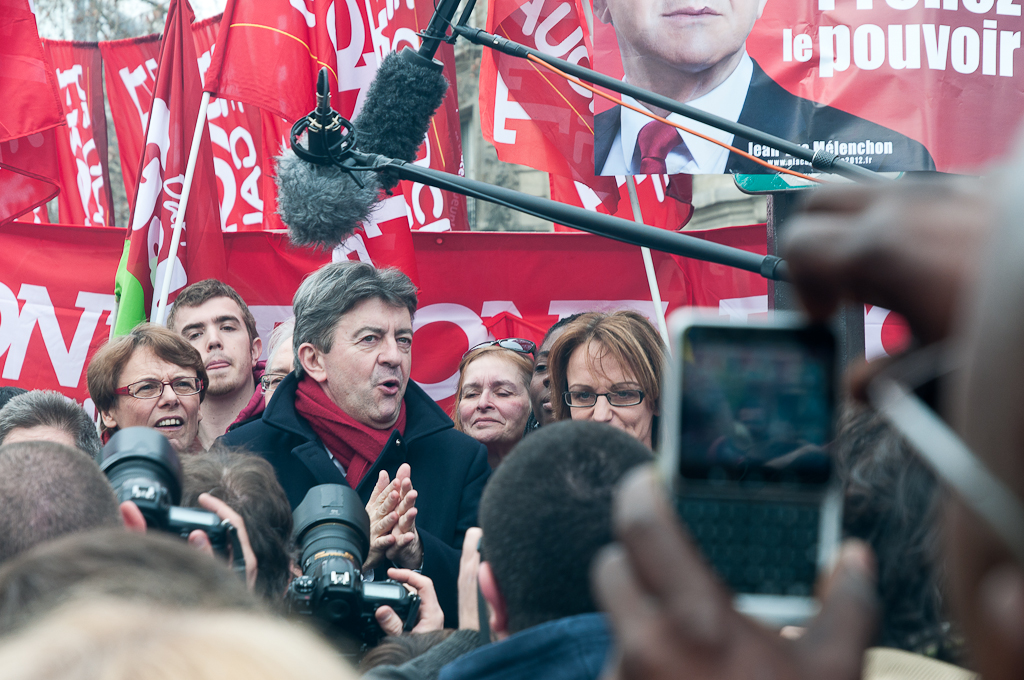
[354,50,449,191]
[275,147,382,249]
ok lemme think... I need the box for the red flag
[204,0,421,281]
[549,172,693,232]
[0,0,64,225]
[99,33,162,203]
[115,0,225,331]
[41,40,115,227]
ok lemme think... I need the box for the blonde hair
[452,346,533,433]
[0,598,357,680]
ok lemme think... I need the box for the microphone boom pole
[349,148,789,281]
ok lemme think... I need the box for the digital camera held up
[99,427,244,574]
[286,484,420,644]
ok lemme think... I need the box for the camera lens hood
[99,426,183,503]
[292,484,371,555]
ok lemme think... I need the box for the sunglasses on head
[464,338,537,359]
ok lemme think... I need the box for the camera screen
[679,325,835,484]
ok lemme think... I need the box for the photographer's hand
[365,470,402,571]
[592,466,878,680]
[187,493,258,591]
[386,464,424,570]
[375,568,445,636]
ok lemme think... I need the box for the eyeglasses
[260,373,288,392]
[464,338,537,358]
[564,389,645,408]
[115,377,204,399]
[867,342,1024,566]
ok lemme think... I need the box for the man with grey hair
[0,390,102,459]
[258,317,295,409]
[222,261,490,626]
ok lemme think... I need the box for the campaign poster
[592,0,1022,174]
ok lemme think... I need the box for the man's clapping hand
[365,463,423,570]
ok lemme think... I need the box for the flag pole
[153,90,212,326]
[625,177,671,348]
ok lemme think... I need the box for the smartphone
[659,309,841,625]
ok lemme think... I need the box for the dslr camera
[286,484,420,644]
[100,427,244,573]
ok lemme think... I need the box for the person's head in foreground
[548,311,665,448]
[0,390,102,459]
[293,261,418,429]
[454,344,533,468]
[0,528,260,636]
[0,597,356,680]
[88,324,208,454]
[0,441,124,566]
[262,317,295,407]
[478,420,653,638]
[181,446,295,601]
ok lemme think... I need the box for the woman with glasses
[548,312,665,448]
[87,324,208,454]
[453,339,536,468]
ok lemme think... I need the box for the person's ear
[120,501,148,533]
[250,336,263,365]
[593,0,612,24]
[478,561,509,639]
[979,562,1024,666]
[297,343,328,383]
[100,409,119,431]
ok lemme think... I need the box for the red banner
[41,40,114,227]
[99,33,162,203]
[0,224,790,415]
[0,0,64,224]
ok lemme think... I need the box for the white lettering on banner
[56,64,107,226]
[118,59,159,131]
[808,20,1019,77]
[0,285,115,387]
[718,295,769,321]
[412,303,491,400]
[494,73,531,145]
[548,300,670,325]
[481,301,524,318]
[331,0,376,117]
[290,0,317,27]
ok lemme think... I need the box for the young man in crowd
[167,280,264,449]
[222,261,490,626]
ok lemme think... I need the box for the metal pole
[625,178,671,347]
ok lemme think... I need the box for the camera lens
[292,484,370,568]
[99,427,183,513]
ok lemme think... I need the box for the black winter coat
[221,373,491,626]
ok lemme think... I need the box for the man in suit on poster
[593,0,936,175]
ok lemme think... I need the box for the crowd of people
[1,164,1022,680]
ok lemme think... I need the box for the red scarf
[293,376,406,488]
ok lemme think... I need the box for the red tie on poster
[40,40,115,227]
[118,0,225,326]
[0,0,64,225]
[0,224,782,415]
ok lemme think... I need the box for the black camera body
[100,427,241,565]
[286,484,420,644]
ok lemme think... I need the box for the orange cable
[524,53,825,184]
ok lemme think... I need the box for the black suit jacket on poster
[594,60,935,175]
[220,373,491,627]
